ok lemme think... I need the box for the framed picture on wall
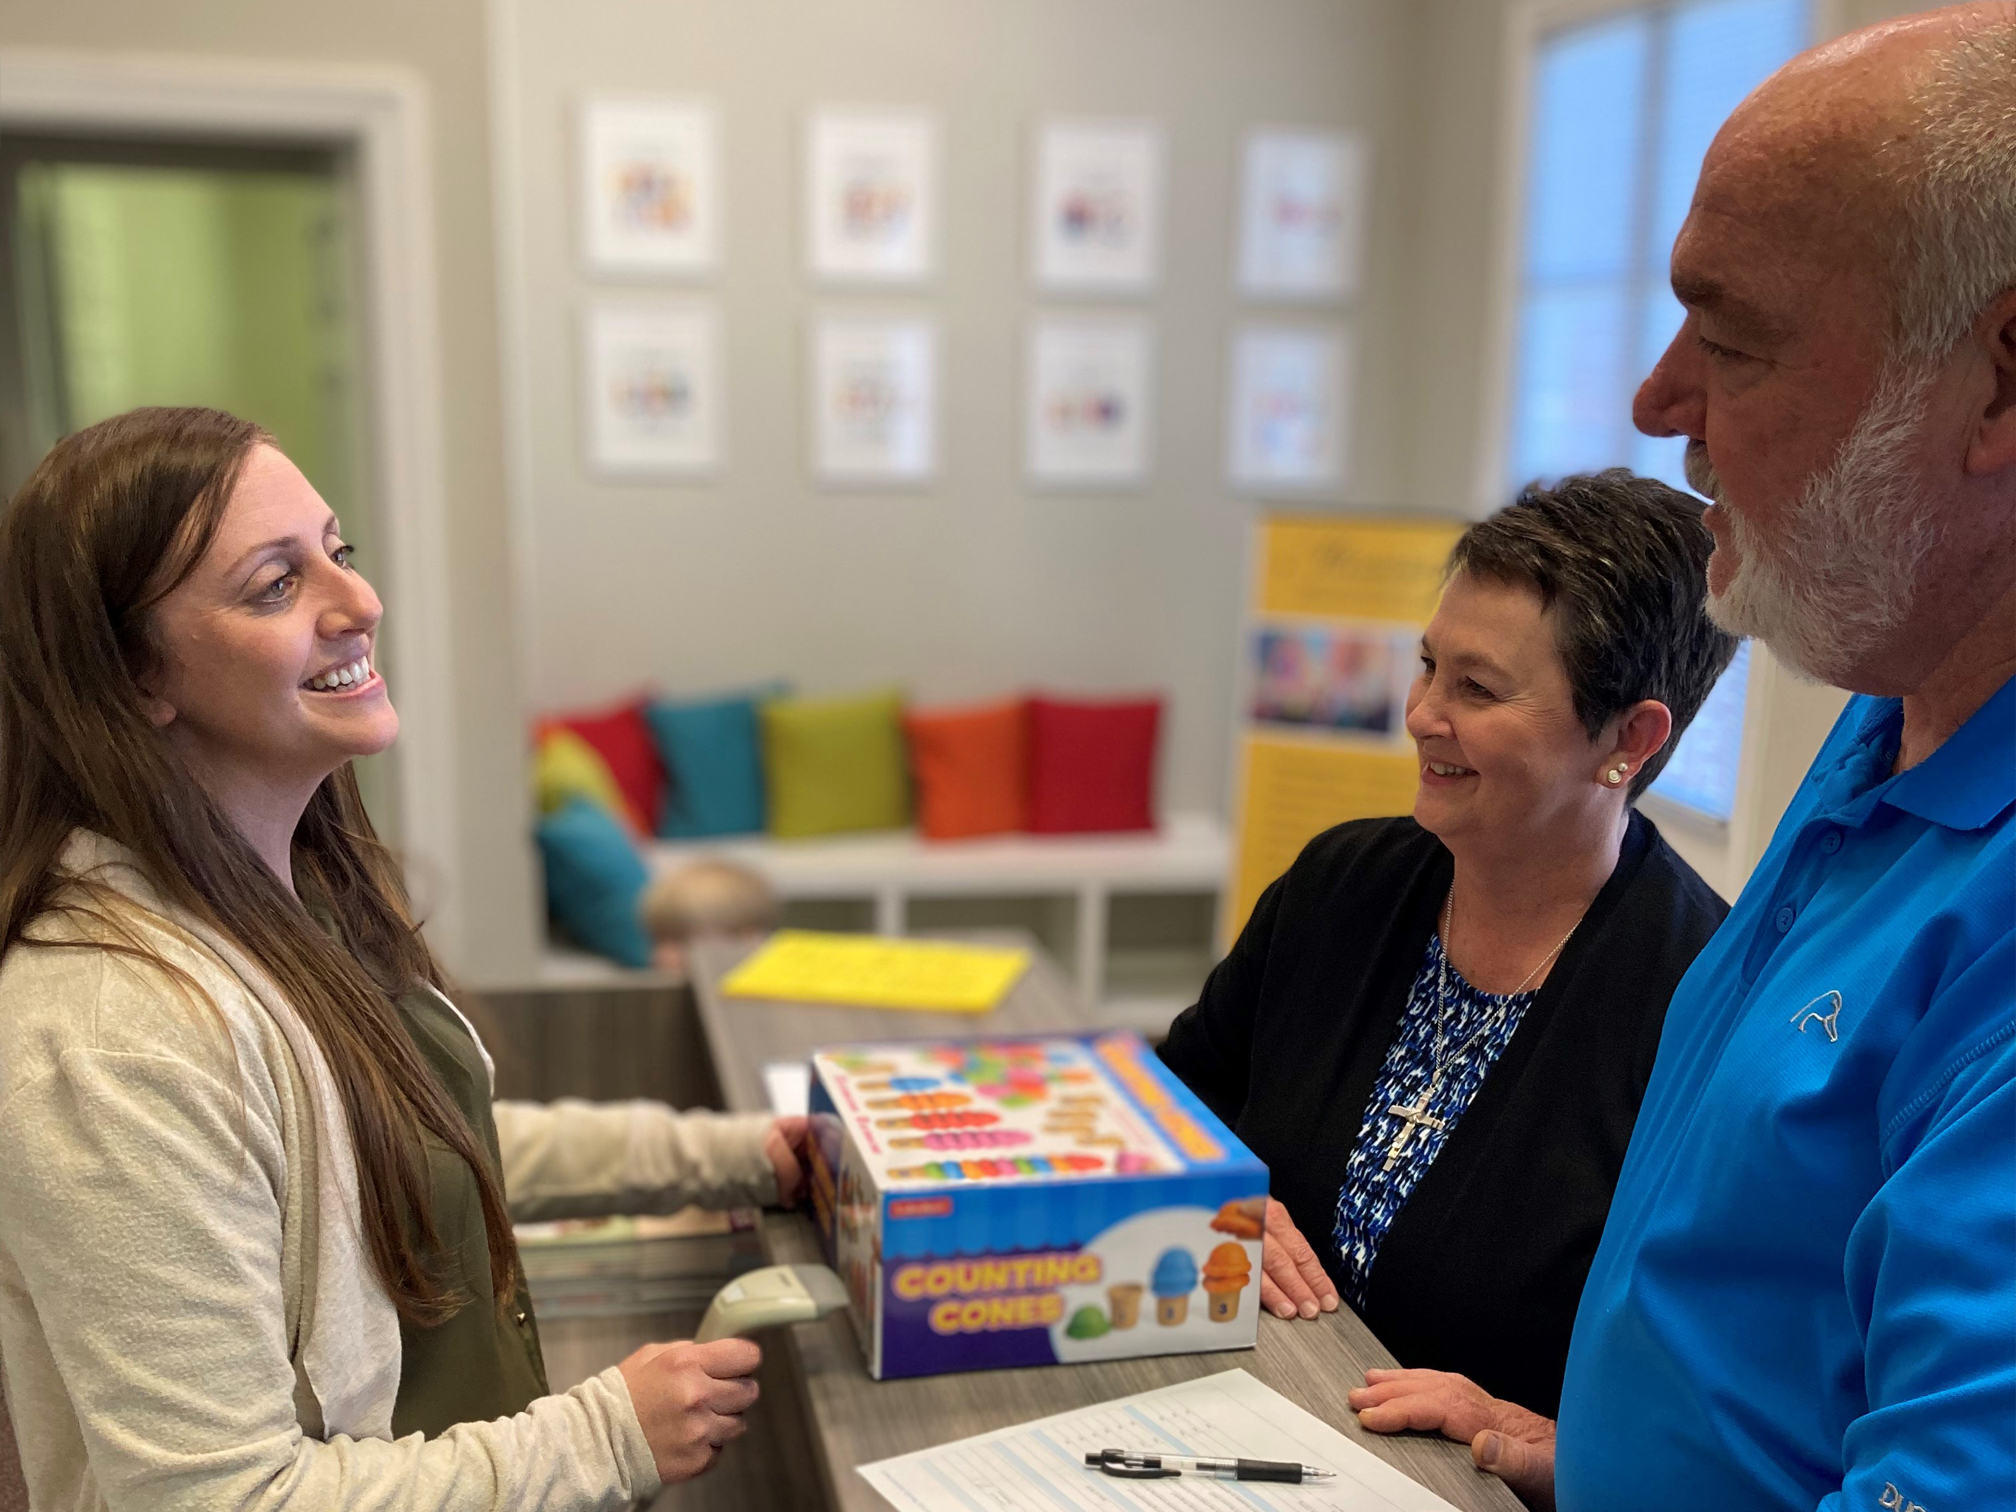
[811,315,937,483]
[1030,120,1165,294]
[1025,315,1155,488]
[1225,323,1351,494]
[579,98,720,276]
[1236,129,1367,300]
[805,108,938,284]
[582,301,722,476]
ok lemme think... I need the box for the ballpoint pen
[1086,1448,1335,1484]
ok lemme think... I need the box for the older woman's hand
[1349,1368,1556,1510]
[1255,1199,1338,1320]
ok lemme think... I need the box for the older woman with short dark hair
[1159,470,1737,1420]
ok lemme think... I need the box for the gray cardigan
[0,834,776,1511]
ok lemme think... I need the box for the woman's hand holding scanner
[618,1338,763,1484]
[765,1115,810,1204]
[1349,1368,1556,1510]
[1257,1199,1338,1320]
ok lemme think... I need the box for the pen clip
[1089,1449,1180,1481]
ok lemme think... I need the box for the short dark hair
[1446,470,1739,799]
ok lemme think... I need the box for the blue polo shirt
[1557,676,2015,1512]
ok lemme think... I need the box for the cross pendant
[1382,1083,1447,1172]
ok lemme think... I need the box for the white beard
[1685,362,1942,686]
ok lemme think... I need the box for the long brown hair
[0,406,517,1324]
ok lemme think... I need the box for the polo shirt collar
[1877,673,2016,832]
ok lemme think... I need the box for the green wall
[22,162,360,541]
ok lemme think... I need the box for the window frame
[1470,0,1836,867]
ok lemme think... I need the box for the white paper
[1031,120,1165,293]
[1026,316,1155,488]
[762,1060,811,1117]
[580,97,719,275]
[1226,324,1351,494]
[858,1368,1461,1512]
[582,302,721,475]
[811,315,938,484]
[1237,130,1367,300]
[806,108,938,283]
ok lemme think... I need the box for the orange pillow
[904,699,1030,840]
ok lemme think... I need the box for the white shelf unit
[645,812,1229,1027]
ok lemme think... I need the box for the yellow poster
[1225,736,1425,936]
[1223,514,1463,942]
[1258,515,1462,624]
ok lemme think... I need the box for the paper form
[857,1369,1462,1512]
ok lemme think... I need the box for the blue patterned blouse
[1331,932,1535,1308]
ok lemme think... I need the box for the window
[1506,0,1808,821]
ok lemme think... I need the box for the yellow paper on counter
[719,931,1030,1013]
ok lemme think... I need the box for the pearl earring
[1605,766,1627,786]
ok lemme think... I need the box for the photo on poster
[580,98,719,276]
[583,302,722,476]
[811,315,937,484]
[1025,316,1154,488]
[1030,120,1165,293]
[1249,623,1410,735]
[1236,129,1366,300]
[1225,324,1351,493]
[806,108,938,284]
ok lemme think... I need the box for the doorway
[0,131,398,841]
[0,53,469,966]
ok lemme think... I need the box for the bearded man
[1348,7,2015,1510]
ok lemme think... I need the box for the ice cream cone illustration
[1209,1198,1266,1240]
[1065,1305,1111,1339]
[1151,1248,1197,1326]
[1106,1282,1144,1329]
[1202,1243,1253,1322]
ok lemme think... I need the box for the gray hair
[1889,10,2016,361]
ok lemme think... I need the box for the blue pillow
[647,690,775,838]
[535,797,651,967]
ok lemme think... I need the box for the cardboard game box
[804,1032,1269,1380]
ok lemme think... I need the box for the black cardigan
[1158,811,1725,1417]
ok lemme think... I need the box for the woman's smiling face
[142,444,396,803]
[1405,569,1604,850]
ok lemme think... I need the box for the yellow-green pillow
[761,689,911,839]
[535,729,634,832]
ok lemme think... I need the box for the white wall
[491,0,1423,819]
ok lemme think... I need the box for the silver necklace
[1380,887,1581,1172]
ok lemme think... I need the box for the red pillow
[538,697,666,835]
[1027,695,1160,834]
[905,699,1029,840]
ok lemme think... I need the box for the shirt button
[1774,904,1796,934]
[1819,829,1843,855]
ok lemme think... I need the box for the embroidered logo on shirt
[1879,1482,1928,1512]
[1790,990,1844,1043]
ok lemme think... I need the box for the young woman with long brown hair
[0,407,804,1508]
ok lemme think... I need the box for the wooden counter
[686,936,1522,1512]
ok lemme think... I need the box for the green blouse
[388,985,549,1438]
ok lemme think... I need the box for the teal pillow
[535,797,651,967]
[647,690,776,838]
